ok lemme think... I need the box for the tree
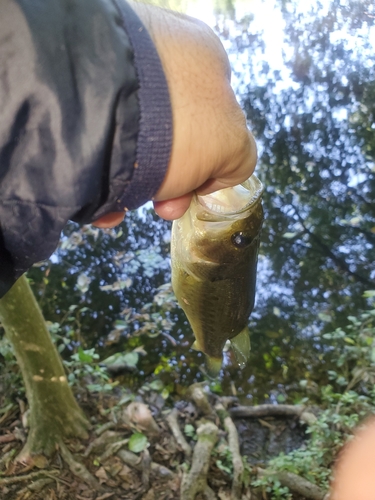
[0,275,89,459]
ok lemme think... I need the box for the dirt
[0,386,308,500]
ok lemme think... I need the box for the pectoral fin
[230,326,251,369]
[205,355,223,379]
[192,341,222,378]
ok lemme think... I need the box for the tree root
[17,477,55,495]
[166,408,192,458]
[99,439,130,462]
[117,449,175,480]
[141,448,152,489]
[216,404,243,500]
[188,384,213,417]
[58,441,101,490]
[181,421,219,500]
[0,469,59,486]
[257,467,327,500]
[83,430,123,457]
[230,404,317,425]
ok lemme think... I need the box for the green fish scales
[171,175,264,377]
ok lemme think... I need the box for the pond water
[29,0,375,405]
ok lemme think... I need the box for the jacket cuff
[113,0,172,211]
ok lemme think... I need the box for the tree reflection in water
[29,0,375,404]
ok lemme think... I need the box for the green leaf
[149,380,164,391]
[77,347,93,363]
[282,232,298,239]
[184,424,195,438]
[318,313,332,322]
[128,433,148,453]
[363,290,375,298]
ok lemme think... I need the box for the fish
[171,174,264,377]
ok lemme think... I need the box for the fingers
[92,212,125,228]
[153,193,193,220]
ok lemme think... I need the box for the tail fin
[230,326,251,369]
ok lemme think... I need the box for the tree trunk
[0,275,89,460]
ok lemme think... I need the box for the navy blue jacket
[0,0,172,297]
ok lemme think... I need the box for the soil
[0,384,308,500]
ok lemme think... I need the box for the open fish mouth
[196,176,264,222]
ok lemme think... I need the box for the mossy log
[0,275,89,460]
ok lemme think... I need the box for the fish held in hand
[171,175,264,377]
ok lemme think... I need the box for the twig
[257,467,327,500]
[58,441,101,490]
[181,421,219,500]
[166,408,192,458]
[216,403,243,500]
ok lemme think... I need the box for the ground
[0,382,311,500]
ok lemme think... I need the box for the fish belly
[172,265,251,360]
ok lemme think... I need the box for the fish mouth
[196,175,263,222]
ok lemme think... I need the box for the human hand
[93,2,257,229]
[330,417,375,499]
[128,1,257,221]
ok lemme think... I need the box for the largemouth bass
[171,174,264,377]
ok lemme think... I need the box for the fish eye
[231,232,253,248]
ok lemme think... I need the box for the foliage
[253,303,375,498]
[63,347,117,394]
[128,432,149,453]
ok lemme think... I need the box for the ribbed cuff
[113,0,173,210]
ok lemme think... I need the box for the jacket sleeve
[0,0,172,297]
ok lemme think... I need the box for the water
[29,0,375,405]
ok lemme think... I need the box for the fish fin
[205,356,223,379]
[191,340,202,352]
[191,341,222,378]
[230,326,251,369]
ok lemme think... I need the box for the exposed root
[17,477,55,495]
[180,421,219,500]
[166,408,192,458]
[216,403,243,500]
[141,448,152,489]
[257,467,327,500]
[0,469,59,486]
[230,404,317,425]
[58,441,101,490]
[99,438,130,461]
[117,449,175,480]
[83,430,122,457]
[188,384,213,417]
